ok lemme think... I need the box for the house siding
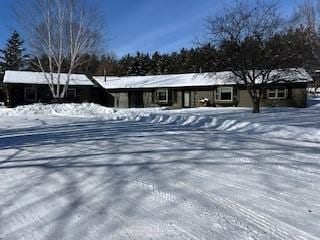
[5,84,94,107]
[238,88,307,108]
[238,90,252,107]
[143,91,156,107]
[173,91,183,108]
[0,83,5,103]
[100,85,308,109]
[108,92,129,108]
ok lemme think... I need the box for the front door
[129,91,144,108]
[183,91,191,108]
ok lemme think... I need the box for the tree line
[0,27,315,77]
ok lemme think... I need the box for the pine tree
[0,31,28,71]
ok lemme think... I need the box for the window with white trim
[267,88,288,99]
[157,89,168,103]
[216,87,233,101]
[24,87,37,101]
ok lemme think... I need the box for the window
[24,87,37,101]
[268,89,276,99]
[216,87,233,101]
[158,92,167,101]
[157,89,168,103]
[267,88,287,99]
[66,88,77,99]
[277,89,286,98]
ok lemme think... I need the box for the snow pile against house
[93,68,312,90]
[0,103,114,117]
[4,71,94,86]
[0,103,167,118]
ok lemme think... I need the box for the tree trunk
[252,98,260,113]
[51,97,64,104]
[248,90,261,113]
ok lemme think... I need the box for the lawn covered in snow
[0,101,320,240]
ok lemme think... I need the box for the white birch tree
[15,0,103,100]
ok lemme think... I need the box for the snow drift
[1,102,319,143]
[0,103,168,120]
[0,103,115,117]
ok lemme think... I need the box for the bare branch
[14,0,104,99]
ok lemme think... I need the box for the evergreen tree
[97,53,121,76]
[151,51,162,74]
[119,54,135,76]
[0,31,28,71]
[74,54,100,75]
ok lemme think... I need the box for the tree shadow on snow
[0,118,320,239]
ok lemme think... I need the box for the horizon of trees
[0,27,316,77]
[25,26,315,77]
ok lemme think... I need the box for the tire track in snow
[120,178,212,240]
[120,176,272,240]
[178,181,319,240]
[87,175,202,240]
[185,166,319,208]
[116,197,201,240]
[119,174,318,240]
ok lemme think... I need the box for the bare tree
[205,0,298,113]
[14,0,104,100]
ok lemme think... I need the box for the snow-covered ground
[0,102,320,240]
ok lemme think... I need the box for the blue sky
[0,0,309,58]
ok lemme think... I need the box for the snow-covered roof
[4,70,94,86]
[93,69,312,90]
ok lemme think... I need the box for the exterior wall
[107,86,307,109]
[172,91,182,108]
[290,88,307,107]
[261,88,307,107]
[238,90,252,107]
[119,92,129,108]
[238,88,307,108]
[110,89,218,108]
[109,92,129,108]
[143,91,158,107]
[0,83,5,103]
[142,89,215,108]
[5,84,94,107]
[141,89,183,108]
